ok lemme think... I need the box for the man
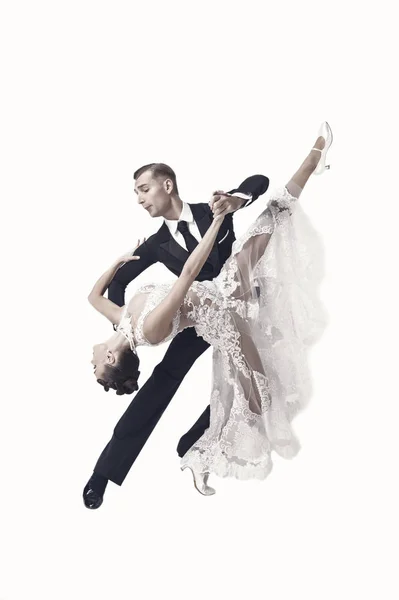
[84,163,269,508]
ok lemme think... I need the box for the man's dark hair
[133,163,179,195]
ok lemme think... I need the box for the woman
[89,122,332,494]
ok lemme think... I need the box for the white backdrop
[1,1,398,599]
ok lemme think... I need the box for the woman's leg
[216,135,328,402]
[218,133,327,304]
[285,135,325,198]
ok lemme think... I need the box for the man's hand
[209,190,245,219]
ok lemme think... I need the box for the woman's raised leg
[285,135,326,199]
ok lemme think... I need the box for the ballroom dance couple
[84,122,333,508]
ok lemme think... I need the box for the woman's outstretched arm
[143,216,224,344]
[88,240,144,324]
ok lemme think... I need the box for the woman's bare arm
[143,216,223,344]
[88,259,128,324]
[88,240,144,324]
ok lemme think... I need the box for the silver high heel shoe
[181,466,216,496]
[312,121,333,175]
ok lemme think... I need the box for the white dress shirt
[164,192,252,250]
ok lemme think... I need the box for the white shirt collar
[164,202,194,235]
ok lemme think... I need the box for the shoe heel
[181,466,216,496]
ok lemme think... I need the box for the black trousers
[94,327,211,485]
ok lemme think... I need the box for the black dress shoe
[83,474,106,509]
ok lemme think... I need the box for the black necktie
[177,220,199,253]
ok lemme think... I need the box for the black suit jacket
[108,174,269,307]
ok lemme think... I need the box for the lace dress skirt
[133,187,328,481]
[180,187,328,480]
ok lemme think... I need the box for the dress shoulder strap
[116,307,136,353]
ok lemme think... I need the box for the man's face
[134,171,171,218]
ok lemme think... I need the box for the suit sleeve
[108,238,157,307]
[228,174,270,208]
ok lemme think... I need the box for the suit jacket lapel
[161,237,190,264]
[158,204,220,273]
[190,204,220,271]
[158,223,189,264]
[190,203,211,237]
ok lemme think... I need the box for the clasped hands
[209,191,245,220]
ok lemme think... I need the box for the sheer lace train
[179,186,327,480]
[123,186,327,481]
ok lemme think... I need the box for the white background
[0,1,398,599]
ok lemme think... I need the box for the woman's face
[91,343,112,379]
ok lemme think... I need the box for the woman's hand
[212,212,225,225]
[116,238,146,266]
[210,190,244,220]
[89,238,147,309]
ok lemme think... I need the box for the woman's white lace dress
[122,187,327,481]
